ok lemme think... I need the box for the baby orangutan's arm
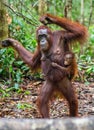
[51,62,69,72]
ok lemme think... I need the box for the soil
[0,80,94,118]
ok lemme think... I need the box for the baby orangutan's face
[64,54,73,66]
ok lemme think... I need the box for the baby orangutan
[52,52,78,81]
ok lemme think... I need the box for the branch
[18,0,38,23]
[3,3,39,27]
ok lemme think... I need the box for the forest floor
[0,79,94,118]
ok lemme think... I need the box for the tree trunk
[64,0,72,18]
[80,0,84,24]
[0,0,8,41]
[88,0,94,26]
[38,0,47,15]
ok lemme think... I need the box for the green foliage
[0,0,94,89]
[77,26,94,82]
[17,103,32,110]
[0,87,10,97]
[0,48,22,86]
[0,1,38,88]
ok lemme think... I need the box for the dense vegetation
[0,0,94,90]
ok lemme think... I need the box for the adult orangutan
[1,14,88,118]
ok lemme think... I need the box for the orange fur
[1,14,88,118]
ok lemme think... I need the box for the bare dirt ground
[0,80,94,118]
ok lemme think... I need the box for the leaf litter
[0,80,94,118]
